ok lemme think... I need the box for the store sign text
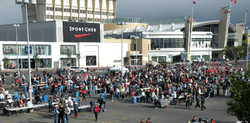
[69,26,97,33]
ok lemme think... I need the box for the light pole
[134,35,139,69]
[246,27,249,69]
[117,22,127,81]
[14,24,20,75]
[16,0,36,106]
[207,33,213,64]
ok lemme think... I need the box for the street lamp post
[14,24,20,75]
[134,35,139,69]
[246,27,249,69]
[16,0,36,106]
[117,22,127,81]
[207,33,213,64]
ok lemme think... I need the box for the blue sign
[25,46,32,54]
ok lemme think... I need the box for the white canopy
[109,66,129,72]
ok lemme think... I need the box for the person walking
[90,99,95,113]
[65,104,71,123]
[195,94,201,109]
[94,105,100,121]
[54,105,59,123]
[201,95,206,110]
[48,97,53,112]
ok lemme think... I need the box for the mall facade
[104,7,246,63]
[0,20,128,70]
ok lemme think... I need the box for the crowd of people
[0,60,244,122]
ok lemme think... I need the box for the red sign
[73,33,92,38]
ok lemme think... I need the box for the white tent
[109,66,129,72]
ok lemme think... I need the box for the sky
[0,0,249,28]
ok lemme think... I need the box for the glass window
[3,45,18,56]
[155,38,160,48]
[19,45,51,56]
[159,38,164,48]
[172,39,176,48]
[164,38,168,48]
[60,45,76,55]
[158,56,166,62]
[152,56,157,62]
[86,56,97,66]
[168,39,172,48]
[61,58,76,67]
[176,41,180,48]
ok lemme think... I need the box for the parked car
[68,66,87,73]
[218,61,232,66]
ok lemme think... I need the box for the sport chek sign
[63,22,100,42]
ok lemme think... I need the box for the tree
[33,53,40,68]
[223,46,246,65]
[66,51,72,66]
[227,70,250,123]
[76,53,81,67]
[2,57,9,68]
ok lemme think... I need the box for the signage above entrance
[63,22,100,42]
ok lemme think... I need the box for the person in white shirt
[65,104,71,123]
[141,90,146,102]
[0,92,5,101]
[153,94,158,109]
[173,91,177,105]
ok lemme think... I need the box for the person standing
[58,104,65,123]
[48,97,53,112]
[54,105,59,123]
[110,89,114,101]
[90,99,95,113]
[65,104,71,123]
[74,102,78,117]
[217,84,220,96]
[94,105,100,121]
[186,96,191,109]
[201,95,206,110]
[173,91,177,105]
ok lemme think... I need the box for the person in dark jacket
[58,104,65,123]
[201,96,206,110]
[48,97,53,112]
[195,94,201,109]
[90,99,95,113]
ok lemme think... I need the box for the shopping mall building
[0,4,249,70]
[0,21,129,70]
[104,6,247,63]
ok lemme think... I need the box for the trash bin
[74,91,79,97]
[14,93,18,100]
[23,86,27,92]
[42,95,47,102]
[74,98,77,103]
[61,85,63,90]
[132,96,137,104]
[100,94,105,101]
[33,88,35,94]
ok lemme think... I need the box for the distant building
[104,6,246,63]
[19,0,117,23]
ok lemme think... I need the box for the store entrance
[22,59,35,69]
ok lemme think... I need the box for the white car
[68,66,87,73]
